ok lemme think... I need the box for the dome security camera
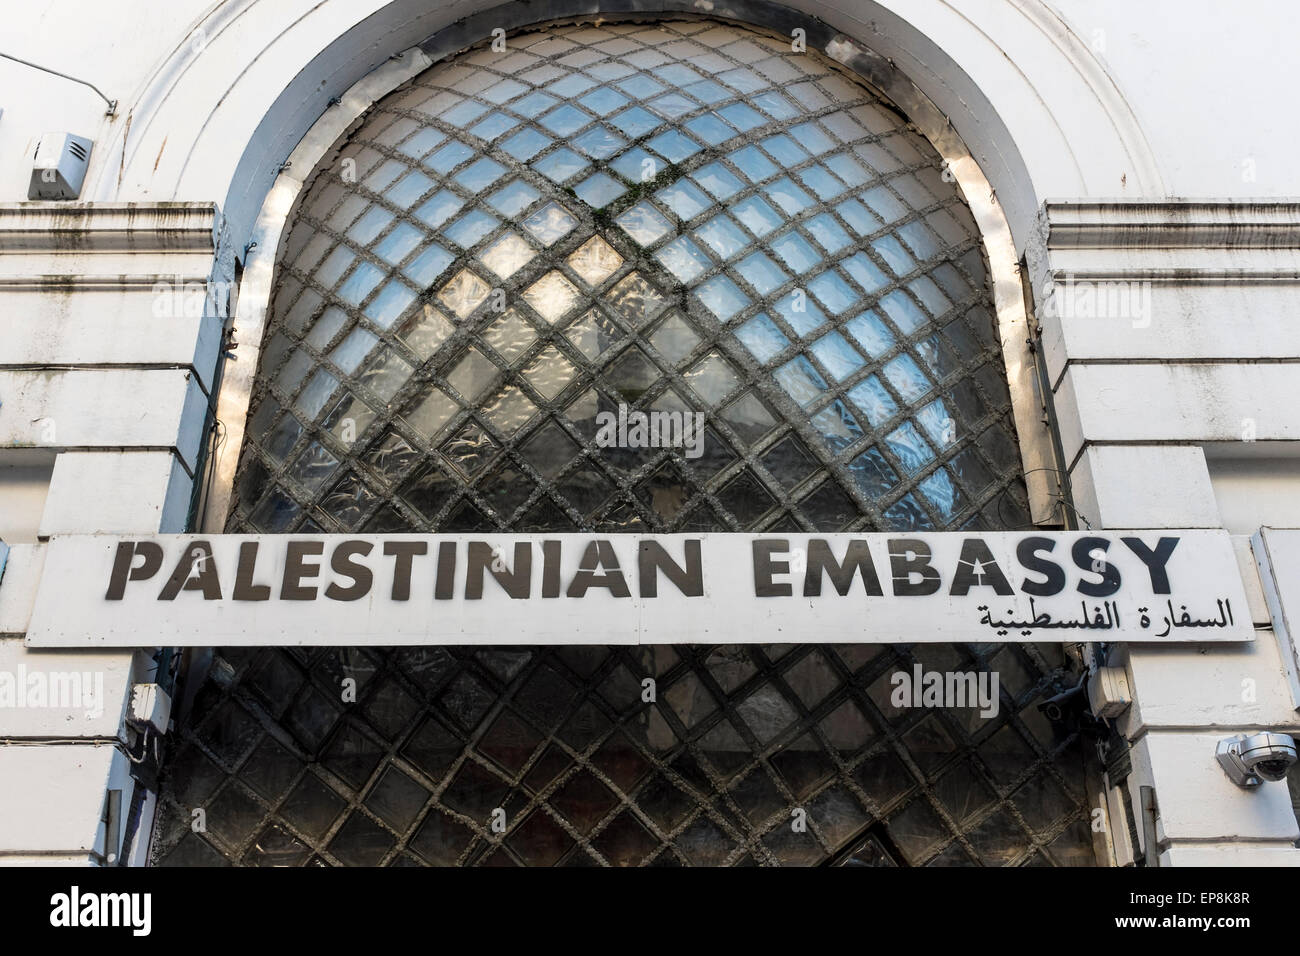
[1216,732,1299,788]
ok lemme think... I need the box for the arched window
[156,19,1094,867]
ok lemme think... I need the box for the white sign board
[24,531,1253,647]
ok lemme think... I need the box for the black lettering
[566,541,630,598]
[1121,536,1179,594]
[1016,536,1066,596]
[384,541,427,601]
[106,541,163,600]
[233,541,271,601]
[434,542,456,600]
[326,540,373,601]
[889,539,941,596]
[752,539,791,597]
[1072,536,1121,597]
[158,541,222,601]
[282,541,324,600]
[638,539,703,597]
[466,541,532,599]
[803,539,883,596]
[949,538,1014,596]
[541,540,562,598]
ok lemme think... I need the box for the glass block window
[155,19,1096,867]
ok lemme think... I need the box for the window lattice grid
[229,17,1028,537]
[153,18,1094,867]
[155,642,1094,867]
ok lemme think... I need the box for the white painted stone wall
[0,0,1296,865]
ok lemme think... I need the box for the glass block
[397,304,455,359]
[760,435,819,490]
[685,112,736,146]
[845,311,895,358]
[693,274,750,322]
[885,421,935,474]
[610,146,660,184]
[847,446,898,499]
[847,376,900,428]
[604,346,661,402]
[772,290,827,337]
[808,269,860,314]
[330,327,379,374]
[610,105,663,138]
[883,353,933,403]
[443,209,498,249]
[364,281,417,330]
[296,368,340,420]
[727,200,782,246]
[373,222,424,267]
[565,308,625,360]
[770,231,822,274]
[691,163,744,201]
[522,202,578,246]
[402,385,458,440]
[523,345,578,400]
[880,289,929,335]
[655,179,712,220]
[402,243,454,288]
[487,179,541,217]
[717,470,778,527]
[645,129,702,163]
[323,393,378,447]
[413,190,464,230]
[738,252,785,297]
[809,331,865,382]
[648,312,700,365]
[799,164,847,201]
[567,235,623,287]
[729,144,778,182]
[615,201,672,246]
[604,272,668,327]
[364,431,420,485]
[764,177,814,216]
[916,399,958,449]
[481,386,539,437]
[519,420,581,479]
[759,134,809,168]
[810,399,864,452]
[572,125,628,160]
[305,305,347,351]
[523,270,581,324]
[798,479,858,531]
[454,156,507,191]
[918,467,968,522]
[648,92,696,119]
[437,269,491,319]
[579,86,630,115]
[539,103,594,137]
[694,215,748,260]
[684,352,740,406]
[655,236,711,283]
[478,231,536,280]
[286,441,341,494]
[734,313,788,363]
[574,173,627,208]
[440,421,500,478]
[447,348,498,403]
[773,355,829,408]
[534,148,590,184]
[806,213,853,253]
[337,261,385,306]
[481,309,537,365]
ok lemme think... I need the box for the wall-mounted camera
[1216,732,1298,788]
